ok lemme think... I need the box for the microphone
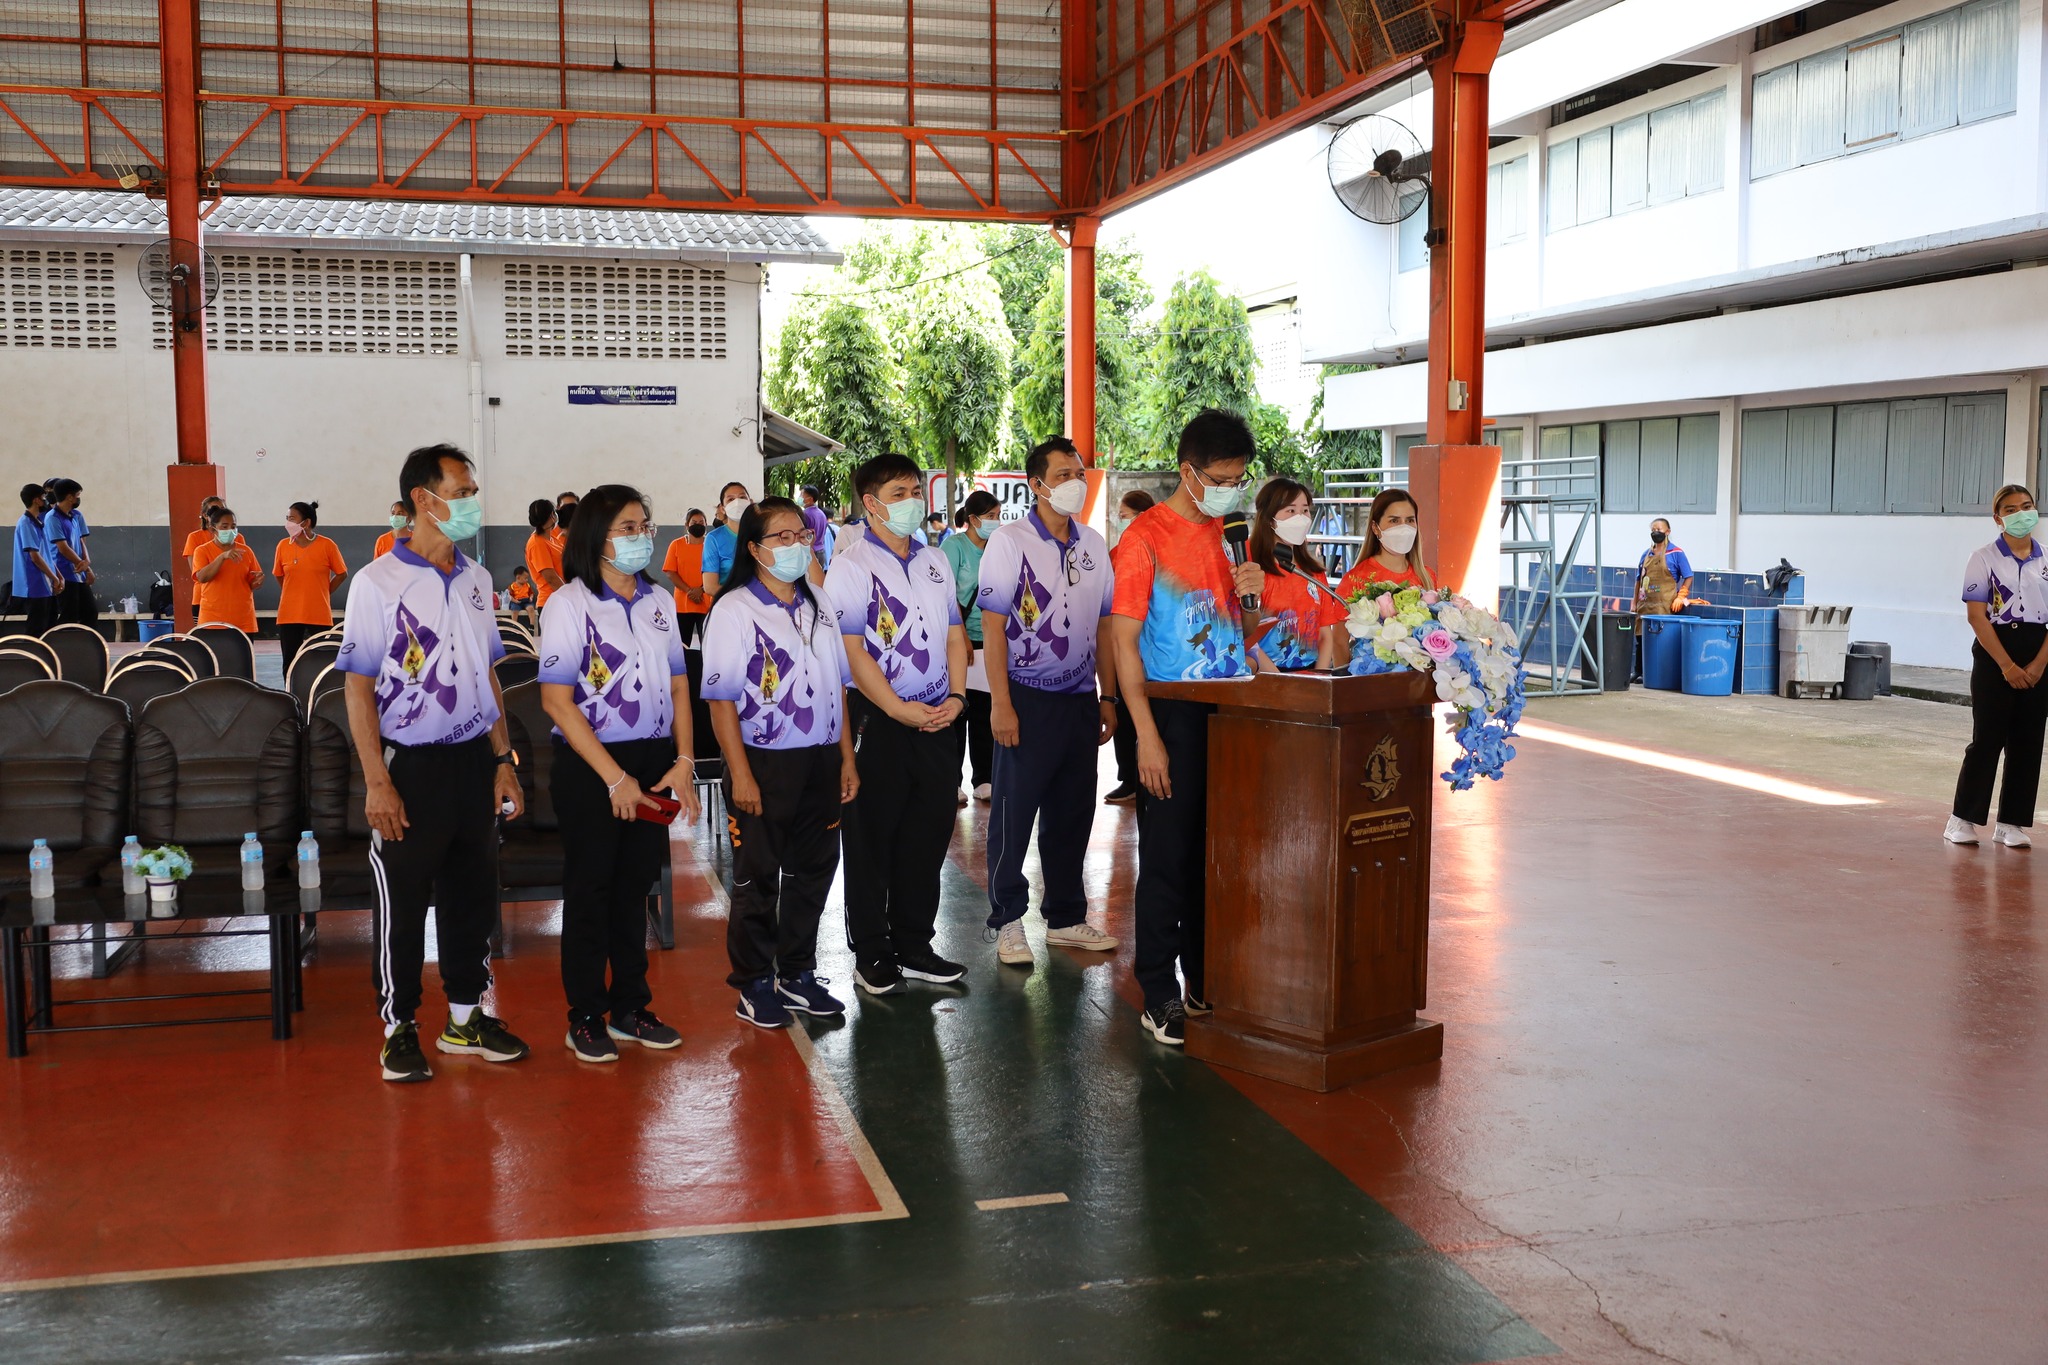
[1221,511,1258,613]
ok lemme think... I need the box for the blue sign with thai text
[568,384,677,406]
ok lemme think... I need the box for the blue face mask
[765,542,811,583]
[607,533,654,575]
[427,491,483,542]
[1183,469,1242,518]
[872,495,927,538]
[2003,508,2040,539]
[213,527,236,546]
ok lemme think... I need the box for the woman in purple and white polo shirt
[701,496,859,1030]
[538,484,701,1064]
[1947,482,2048,848]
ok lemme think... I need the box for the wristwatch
[947,692,966,704]
[494,750,516,767]
[1099,695,1120,705]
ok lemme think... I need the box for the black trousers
[1954,624,2048,828]
[1111,698,1138,787]
[367,735,499,1025]
[553,736,672,1021]
[276,622,320,675]
[841,693,958,964]
[1133,698,1211,1010]
[952,651,993,787]
[726,742,843,988]
[986,684,1099,929]
[20,596,59,636]
[56,581,95,626]
[677,612,704,648]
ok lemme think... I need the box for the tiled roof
[0,189,840,263]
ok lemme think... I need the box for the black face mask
[556,503,576,528]
[1650,529,1667,544]
[687,523,705,539]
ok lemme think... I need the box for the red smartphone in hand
[635,791,682,825]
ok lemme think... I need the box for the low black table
[0,876,314,1056]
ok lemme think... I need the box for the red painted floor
[0,830,887,1290]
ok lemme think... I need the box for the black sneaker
[1141,999,1187,1047]
[777,971,845,1016]
[566,1015,619,1064]
[380,1022,433,1082]
[853,958,903,996]
[1183,994,1213,1016]
[898,947,966,984]
[1103,781,1139,805]
[608,1008,682,1050]
[437,1011,531,1062]
[737,975,791,1029]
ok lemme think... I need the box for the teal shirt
[943,530,987,644]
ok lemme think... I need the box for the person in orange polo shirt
[272,500,348,672]
[373,500,410,559]
[191,506,263,633]
[181,495,231,560]
[526,499,566,609]
[660,507,711,646]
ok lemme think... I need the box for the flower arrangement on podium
[1342,584,1526,790]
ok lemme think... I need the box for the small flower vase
[147,876,177,914]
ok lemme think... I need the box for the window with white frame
[1547,88,1726,233]
[502,261,729,359]
[5,248,116,349]
[1751,0,2017,178]
[153,253,460,354]
[1486,155,1530,244]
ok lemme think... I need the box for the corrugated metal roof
[0,189,841,263]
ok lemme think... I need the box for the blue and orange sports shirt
[1109,503,1248,682]
[1257,568,1345,671]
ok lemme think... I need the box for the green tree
[1250,400,1315,483]
[764,294,909,507]
[1012,241,1153,462]
[1137,271,1261,468]
[1303,362,1380,474]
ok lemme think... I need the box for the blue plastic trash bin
[136,618,173,643]
[1640,615,1689,691]
[1680,618,1740,697]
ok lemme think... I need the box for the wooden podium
[1148,670,1444,1091]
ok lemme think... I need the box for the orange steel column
[1410,18,1504,605]
[161,0,220,631]
[1064,215,1099,465]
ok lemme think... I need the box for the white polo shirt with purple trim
[975,508,1113,695]
[337,541,506,745]
[536,576,687,741]
[823,524,961,706]
[701,579,846,750]
[1963,537,2048,625]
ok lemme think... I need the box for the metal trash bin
[1778,605,1853,699]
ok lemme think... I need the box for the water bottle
[239,832,264,891]
[296,830,321,890]
[120,835,145,895]
[28,839,53,899]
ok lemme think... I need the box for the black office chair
[307,663,347,712]
[493,651,540,689]
[190,622,255,681]
[0,632,60,677]
[38,624,107,691]
[0,680,129,893]
[0,649,55,696]
[133,678,302,884]
[287,641,341,713]
[106,660,194,713]
[303,686,378,915]
[499,679,675,952]
[150,634,219,680]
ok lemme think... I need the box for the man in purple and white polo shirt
[977,435,1121,967]
[825,452,972,995]
[338,443,529,1084]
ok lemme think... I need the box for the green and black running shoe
[437,1012,531,1062]
[380,1022,434,1083]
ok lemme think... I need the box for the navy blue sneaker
[777,971,845,1017]
[736,975,790,1029]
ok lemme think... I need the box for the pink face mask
[284,521,304,538]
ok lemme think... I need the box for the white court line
[1515,720,1883,808]
[975,1193,1070,1212]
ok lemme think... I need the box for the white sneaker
[1045,922,1119,952]
[996,920,1032,965]
[1944,815,1980,845]
[974,782,992,802]
[1995,823,2033,848]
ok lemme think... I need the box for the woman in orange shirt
[1335,487,1436,602]
[660,508,711,646]
[272,500,348,672]
[373,500,409,558]
[191,506,263,634]
[526,499,566,609]
[1248,478,1346,671]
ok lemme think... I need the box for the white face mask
[1273,513,1311,546]
[724,497,751,524]
[1379,523,1418,555]
[1042,478,1088,518]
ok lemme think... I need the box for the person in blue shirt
[11,484,62,636]
[699,481,750,600]
[41,478,96,626]
[1633,518,1693,616]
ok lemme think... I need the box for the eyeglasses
[1189,467,1252,491]
[760,529,816,548]
[610,521,657,538]
[1062,545,1080,587]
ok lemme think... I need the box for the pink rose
[1376,593,1398,620]
[1420,626,1458,661]
[1421,590,1440,605]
